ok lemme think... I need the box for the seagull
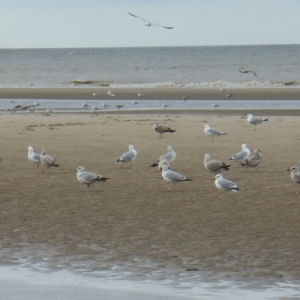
[107,90,115,97]
[81,102,89,108]
[240,148,263,171]
[150,145,176,168]
[128,12,173,29]
[228,144,251,162]
[246,114,268,130]
[40,149,59,171]
[116,104,124,109]
[203,124,227,142]
[137,93,144,97]
[92,92,100,96]
[152,122,176,138]
[212,103,221,108]
[132,100,139,105]
[214,174,242,196]
[27,146,41,170]
[204,154,231,175]
[226,93,233,98]
[75,166,108,188]
[116,144,137,168]
[162,103,169,108]
[182,96,189,101]
[287,166,300,193]
[102,102,110,108]
[161,164,191,192]
[239,67,257,77]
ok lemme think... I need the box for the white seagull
[150,145,176,168]
[287,166,300,193]
[228,144,250,162]
[246,114,268,130]
[116,144,137,168]
[214,174,242,196]
[161,164,191,191]
[27,146,41,170]
[128,12,173,29]
[203,124,227,142]
[75,166,108,188]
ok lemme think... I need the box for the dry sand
[1,110,300,287]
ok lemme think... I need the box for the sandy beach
[0,108,300,292]
[1,86,300,100]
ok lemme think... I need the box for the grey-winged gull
[75,166,108,188]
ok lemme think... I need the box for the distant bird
[212,103,221,108]
[219,88,226,92]
[102,102,110,108]
[116,144,137,168]
[214,174,242,196]
[182,96,189,101]
[246,113,268,130]
[137,93,144,97]
[287,166,300,193]
[239,67,257,77]
[46,109,53,113]
[226,93,233,98]
[152,122,176,138]
[228,144,250,162]
[203,124,227,142]
[128,12,173,29]
[81,102,89,108]
[92,92,100,96]
[161,164,191,192]
[132,100,139,105]
[162,103,169,108]
[107,90,115,97]
[204,154,231,175]
[116,105,124,109]
[13,105,35,112]
[27,146,41,170]
[240,148,263,171]
[75,166,108,188]
[91,106,99,112]
[40,149,59,171]
[150,145,176,168]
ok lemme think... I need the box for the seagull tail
[221,163,231,171]
[184,178,192,182]
[116,159,124,164]
[263,119,268,122]
[232,187,242,192]
[168,129,176,133]
[97,177,109,182]
[150,160,159,167]
[221,132,228,135]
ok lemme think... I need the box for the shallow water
[2,99,300,113]
[1,265,300,300]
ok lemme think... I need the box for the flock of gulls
[26,112,300,194]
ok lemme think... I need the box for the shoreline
[1,87,300,100]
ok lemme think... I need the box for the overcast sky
[0,0,299,48]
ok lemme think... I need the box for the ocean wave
[108,80,299,89]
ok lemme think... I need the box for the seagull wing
[128,12,151,24]
[152,22,173,29]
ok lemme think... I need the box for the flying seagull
[239,67,257,77]
[128,12,173,29]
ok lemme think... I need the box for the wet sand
[1,86,300,100]
[1,111,300,288]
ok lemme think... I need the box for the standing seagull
[239,67,257,77]
[150,145,176,168]
[152,122,176,138]
[240,148,263,171]
[214,174,242,196]
[161,164,191,191]
[40,149,59,172]
[116,144,137,168]
[75,166,108,188]
[128,12,173,29]
[246,114,268,130]
[228,144,251,162]
[27,146,41,170]
[204,154,231,175]
[203,124,227,142]
[287,166,300,193]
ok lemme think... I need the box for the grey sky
[0,0,299,48]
